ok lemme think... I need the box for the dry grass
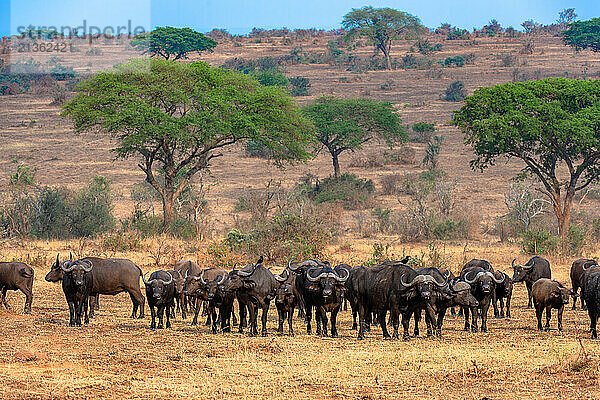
[0,239,599,399]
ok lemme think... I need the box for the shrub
[85,47,103,55]
[521,229,557,255]
[69,176,115,237]
[380,174,405,195]
[411,122,435,142]
[423,135,444,170]
[101,232,142,252]
[443,56,465,67]
[443,80,466,101]
[415,39,442,55]
[244,140,273,159]
[447,28,470,40]
[500,54,519,67]
[299,173,375,210]
[251,68,289,87]
[289,76,310,96]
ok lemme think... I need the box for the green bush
[299,173,375,210]
[520,229,557,255]
[443,56,465,67]
[244,139,273,159]
[447,28,470,40]
[289,76,310,96]
[70,176,115,237]
[250,68,289,87]
[443,80,466,101]
[415,39,442,55]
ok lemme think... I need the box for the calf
[61,260,93,327]
[274,283,297,335]
[532,278,572,331]
[493,271,513,318]
[0,262,34,314]
[143,271,176,330]
[583,271,600,338]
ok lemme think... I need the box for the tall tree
[63,59,313,230]
[453,78,600,237]
[562,18,600,53]
[303,96,406,178]
[342,6,425,70]
[131,27,217,60]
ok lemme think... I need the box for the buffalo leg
[88,295,96,318]
[589,309,598,339]
[277,307,285,334]
[390,310,400,339]
[21,283,33,314]
[246,303,258,336]
[425,304,437,337]
[166,302,173,328]
[535,305,543,330]
[357,303,367,340]
[572,285,579,310]
[261,303,270,336]
[192,298,201,325]
[83,296,89,325]
[480,302,490,333]
[463,307,470,331]
[330,307,340,338]
[305,304,313,335]
[379,310,390,339]
[238,302,247,333]
[526,282,533,309]
[157,306,165,329]
[413,309,420,337]
[320,308,328,337]
[209,303,217,333]
[401,311,412,341]
[129,289,145,319]
[150,305,157,330]
[288,307,294,336]
[436,308,447,337]
[68,301,75,327]
[1,287,9,310]
[75,299,84,326]
[498,297,505,318]
[544,305,552,331]
[315,308,322,335]
[471,306,478,333]
[557,305,564,331]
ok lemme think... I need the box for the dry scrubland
[1,33,600,398]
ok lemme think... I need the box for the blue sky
[1,0,598,37]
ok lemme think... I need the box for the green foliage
[69,176,115,237]
[9,164,36,187]
[447,27,469,40]
[443,80,466,101]
[443,56,465,67]
[562,18,600,52]
[63,59,314,230]
[250,68,289,87]
[131,26,217,60]
[299,173,375,209]
[289,76,310,96]
[414,39,442,55]
[423,135,445,170]
[412,122,435,132]
[520,229,558,255]
[343,6,426,69]
[302,96,407,177]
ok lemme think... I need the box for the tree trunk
[332,153,341,179]
[162,192,176,231]
[550,188,574,238]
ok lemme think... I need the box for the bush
[521,229,557,255]
[447,28,470,40]
[299,173,375,210]
[443,80,466,101]
[69,176,115,237]
[348,148,416,169]
[244,140,273,159]
[443,56,465,67]
[415,39,442,55]
[251,68,289,87]
[289,76,310,96]
[499,54,519,67]
[411,122,435,143]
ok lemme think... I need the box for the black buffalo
[274,282,298,335]
[142,270,176,330]
[492,271,513,318]
[183,267,227,327]
[61,259,93,327]
[512,256,551,308]
[293,262,349,337]
[461,267,505,332]
[583,270,600,338]
[570,258,597,310]
[46,254,145,318]
[173,260,202,316]
[220,257,277,336]
[0,262,34,314]
[462,259,493,272]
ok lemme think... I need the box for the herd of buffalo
[1,253,600,339]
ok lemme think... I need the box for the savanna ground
[1,31,600,398]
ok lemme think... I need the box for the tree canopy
[303,96,407,178]
[562,18,600,52]
[452,78,600,237]
[63,59,314,230]
[131,27,217,60]
[342,6,425,70]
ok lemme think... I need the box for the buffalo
[570,258,597,310]
[220,257,277,336]
[187,268,235,334]
[583,270,600,338]
[531,278,572,331]
[173,260,202,316]
[274,282,298,335]
[46,254,145,318]
[143,270,176,330]
[0,262,34,314]
[512,256,551,308]
[492,271,513,318]
[61,259,93,327]
[460,267,505,332]
[293,262,349,337]
[183,267,227,327]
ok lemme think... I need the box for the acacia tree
[562,18,600,52]
[453,78,600,237]
[303,96,406,178]
[63,59,313,230]
[131,27,217,60]
[342,6,425,70]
